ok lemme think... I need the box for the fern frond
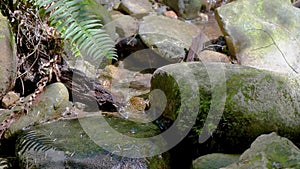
[0,158,9,169]
[17,130,56,155]
[33,0,117,66]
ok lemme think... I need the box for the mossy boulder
[151,62,300,154]
[0,13,17,99]
[224,132,300,168]
[16,115,170,169]
[215,0,300,74]
[193,153,240,169]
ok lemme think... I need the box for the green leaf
[34,0,117,64]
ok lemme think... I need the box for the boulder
[193,153,239,169]
[16,115,170,168]
[139,15,200,61]
[9,82,70,134]
[150,62,300,154]
[0,13,17,100]
[215,0,300,74]
[223,132,300,168]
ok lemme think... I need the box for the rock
[223,132,300,168]
[99,63,152,104]
[9,82,70,134]
[16,115,170,168]
[96,0,119,10]
[118,96,152,122]
[118,0,152,15]
[64,56,98,79]
[1,91,19,108]
[215,0,300,74]
[193,153,240,169]
[0,13,17,100]
[194,13,223,40]
[139,15,200,60]
[150,62,300,155]
[106,14,139,39]
[293,0,300,8]
[87,0,113,25]
[198,50,231,63]
[163,0,202,19]
[0,109,12,124]
[163,10,178,19]
[121,48,175,72]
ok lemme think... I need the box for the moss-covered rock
[193,153,240,169]
[0,13,17,100]
[224,132,300,168]
[151,62,300,154]
[215,0,300,74]
[16,115,170,168]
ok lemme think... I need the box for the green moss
[152,62,300,156]
[148,153,170,169]
[254,0,264,15]
[105,117,161,138]
[18,116,170,168]
[193,153,240,169]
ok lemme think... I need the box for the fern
[0,158,9,169]
[33,0,117,65]
[17,130,56,155]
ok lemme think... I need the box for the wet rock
[118,0,152,15]
[118,96,152,122]
[193,153,239,169]
[139,15,200,61]
[9,82,70,134]
[1,91,19,108]
[151,62,300,155]
[224,132,300,169]
[199,50,231,63]
[16,114,170,168]
[163,0,202,19]
[215,0,300,74]
[0,13,17,100]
